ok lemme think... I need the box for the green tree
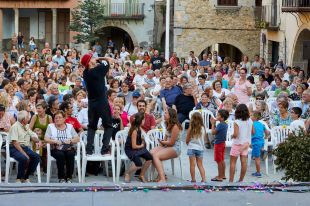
[70,0,105,44]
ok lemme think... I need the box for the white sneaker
[16,179,22,183]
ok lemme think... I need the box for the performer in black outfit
[81,53,114,155]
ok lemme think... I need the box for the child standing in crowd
[229,104,254,182]
[111,105,124,140]
[250,111,269,177]
[124,112,152,183]
[210,109,229,182]
[290,107,306,135]
[185,112,206,182]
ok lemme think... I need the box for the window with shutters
[217,0,238,6]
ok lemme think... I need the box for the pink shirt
[234,80,252,104]
[121,111,128,127]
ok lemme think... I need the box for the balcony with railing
[102,0,145,20]
[282,0,310,12]
[261,3,280,30]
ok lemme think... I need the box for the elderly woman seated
[44,111,80,183]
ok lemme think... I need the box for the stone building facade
[260,0,310,75]
[173,0,262,62]
[0,0,78,51]
[0,0,161,52]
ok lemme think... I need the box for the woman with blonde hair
[72,89,86,116]
[113,97,128,127]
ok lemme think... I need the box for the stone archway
[196,39,249,63]
[199,43,243,64]
[291,28,310,74]
[96,25,138,52]
[173,29,260,61]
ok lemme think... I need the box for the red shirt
[130,113,156,133]
[65,116,82,132]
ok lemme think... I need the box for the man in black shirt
[150,50,164,70]
[81,53,114,155]
[264,67,274,85]
[173,83,197,123]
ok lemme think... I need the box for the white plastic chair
[247,121,272,174]
[271,126,291,174]
[266,97,277,112]
[189,109,214,133]
[115,130,129,182]
[4,132,41,183]
[46,141,81,183]
[225,120,235,148]
[81,130,115,183]
[146,129,184,181]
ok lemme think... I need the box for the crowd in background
[0,33,309,183]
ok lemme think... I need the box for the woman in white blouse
[44,111,80,183]
[212,80,230,102]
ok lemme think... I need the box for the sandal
[137,176,147,183]
[211,177,223,182]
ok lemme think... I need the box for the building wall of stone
[261,0,310,73]
[174,0,261,59]
[98,0,155,48]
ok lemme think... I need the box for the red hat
[80,53,93,68]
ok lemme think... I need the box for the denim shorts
[187,149,204,158]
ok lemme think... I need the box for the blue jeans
[10,145,40,180]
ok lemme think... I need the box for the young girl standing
[185,112,206,182]
[124,112,153,183]
[229,104,254,182]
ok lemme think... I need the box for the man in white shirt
[135,54,144,66]
[153,69,161,85]
[120,46,130,61]
[52,50,66,66]
[124,91,140,117]
[187,51,199,65]
[133,67,146,89]
[9,111,40,183]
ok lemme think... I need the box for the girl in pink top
[234,68,252,104]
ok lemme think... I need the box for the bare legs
[229,155,247,182]
[255,158,261,173]
[216,161,226,180]
[151,147,177,182]
[124,160,152,183]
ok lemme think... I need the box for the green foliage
[69,0,105,44]
[273,131,310,182]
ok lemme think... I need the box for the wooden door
[57,10,70,46]
[18,17,30,44]
[45,11,52,45]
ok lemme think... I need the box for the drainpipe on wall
[284,37,287,65]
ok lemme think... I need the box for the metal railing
[282,0,310,12]
[102,1,145,20]
[262,3,280,28]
